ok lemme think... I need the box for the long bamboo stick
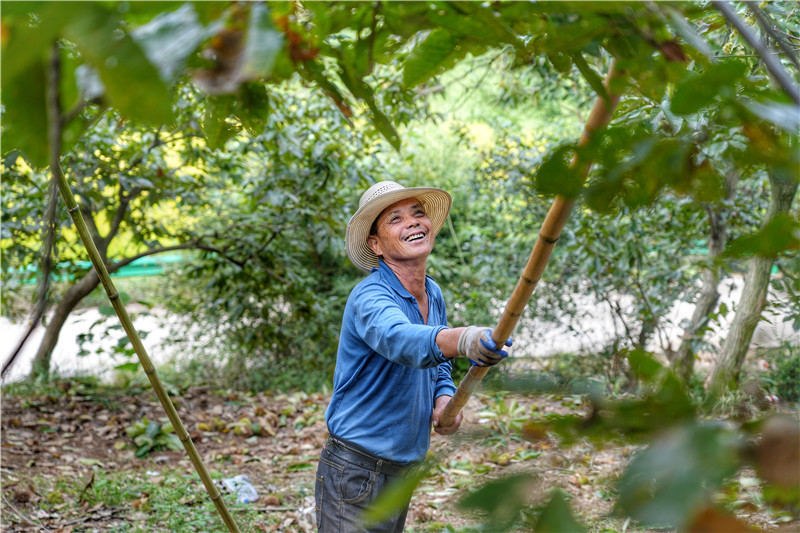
[440,59,622,427]
[45,46,241,533]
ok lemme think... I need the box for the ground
[1,381,796,532]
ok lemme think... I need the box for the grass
[4,352,798,533]
[14,468,274,532]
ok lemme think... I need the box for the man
[315,180,512,532]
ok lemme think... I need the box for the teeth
[406,233,425,242]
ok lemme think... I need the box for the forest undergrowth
[2,368,797,532]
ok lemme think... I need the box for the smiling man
[314,181,513,532]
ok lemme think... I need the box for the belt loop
[376,459,383,475]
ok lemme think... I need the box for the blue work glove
[457,326,513,367]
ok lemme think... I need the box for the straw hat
[346,181,452,272]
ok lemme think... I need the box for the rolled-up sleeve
[353,284,448,368]
[435,359,457,399]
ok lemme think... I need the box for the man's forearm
[435,327,466,358]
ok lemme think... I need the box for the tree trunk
[30,270,100,379]
[22,242,205,380]
[672,170,739,382]
[707,168,799,395]
[673,266,721,381]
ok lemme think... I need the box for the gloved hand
[457,326,512,367]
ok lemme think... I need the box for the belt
[324,436,413,477]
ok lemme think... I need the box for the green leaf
[427,6,517,45]
[240,2,283,80]
[571,52,609,104]
[547,51,572,73]
[336,59,400,150]
[671,60,747,115]
[135,443,153,458]
[114,362,140,373]
[0,58,49,167]
[238,82,271,135]
[0,2,73,84]
[363,463,432,526]
[62,3,172,124]
[202,96,239,150]
[402,28,466,89]
[286,462,314,472]
[98,305,116,317]
[536,489,584,533]
[130,3,211,82]
[746,101,800,133]
[133,434,154,448]
[161,433,183,451]
[145,421,161,440]
[458,473,538,532]
[627,350,663,382]
[301,61,353,121]
[615,424,743,529]
[535,144,582,198]
[723,213,800,258]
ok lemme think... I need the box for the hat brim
[345,187,452,272]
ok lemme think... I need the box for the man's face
[367,197,434,264]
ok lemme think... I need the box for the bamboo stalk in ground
[440,59,622,428]
[45,45,241,533]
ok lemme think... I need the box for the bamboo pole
[45,46,241,533]
[440,59,622,427]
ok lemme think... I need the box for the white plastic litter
[218,474,259,503]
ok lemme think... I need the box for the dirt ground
[0,384,794,532]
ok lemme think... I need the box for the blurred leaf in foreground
[535,488,585,533]
[458,473,538,532]
[614,423,743,529]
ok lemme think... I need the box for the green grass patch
[19,468,284,532]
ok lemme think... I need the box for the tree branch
[3,42,66,380]
[1,176,60,380]
[106,242,203,273]
[79,203,104,252]
[714,1,800,105]
[745,1,800,75]
[105,186,141,244]
[106,237,289,284]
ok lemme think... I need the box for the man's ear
[367,235,382,256]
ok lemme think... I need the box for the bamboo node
[539,233,559,244]
[68,205,80,214]
[180,435,192,443]
[145,367,156,375]
[108,291,120,301]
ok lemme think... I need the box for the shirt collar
[373,260,425,301]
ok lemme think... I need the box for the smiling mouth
[405,232,426,242]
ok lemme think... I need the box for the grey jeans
[315,445,411,532]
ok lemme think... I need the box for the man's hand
[457,326,513,367]
[432,395,462,435]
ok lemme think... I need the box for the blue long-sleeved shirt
[325,260,457,463]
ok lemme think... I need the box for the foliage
[25,468,272,531]
[3,377,795,532]
[2,1,800,531]
[124,416,183,458]
[761,342,800,403]
[462,352,797,531]
[157,81,384,391]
